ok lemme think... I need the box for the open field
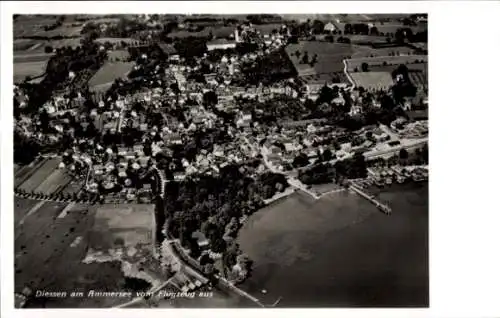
[15,38,83,55]
[14,16,58,38]
[14,157,49,188]
[88,61,134,89]
[286,41,419,82]
[169,25,235,39]
[286,42,353,78]
[350,46,417,59]
[14,53,54,63]
[107,49,130,61]
[14,202,134,308]
[368,61,427,73]
[14,196,43,225]
[347,35,388,44]
[33,168,73,195]
[409,71,428,90]
[362,62,427,89]
[254,23,284,35]
[59,178,85,195]
[299,71,348,84]
[28,26,83,38]
[89,204,155,254]
[361,14,416,21]
[333,21,426,36]
[346,55,427,71]
[350,72,394,90]
[17,158,61,193]
[14,39,40,52]
[14,61,48,83]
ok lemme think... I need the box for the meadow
[88,61,135,91]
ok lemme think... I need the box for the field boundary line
[18,201,45,226]
[346,54,427,62]
[57,202,75,219]
[343,59,356,90]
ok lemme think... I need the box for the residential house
[207,38,237,51]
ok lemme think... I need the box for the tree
[322,149,333,162]
[312,20,325,34]
[344,23,353,34]
[203,91,218,107]
[301,51,309,64]
[293,152,309,168]
[399,148,409,161]
[361,62,369,72]
[369,26,379,35]
[44,46,53,54]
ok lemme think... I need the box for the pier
[349,184,392,215]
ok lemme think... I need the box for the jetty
[349,184,392,215]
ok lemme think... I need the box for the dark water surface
[237,182,428,307]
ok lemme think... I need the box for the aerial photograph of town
[13,13,428,308]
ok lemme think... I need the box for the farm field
[14,39,41,52]
[350,72,395,91]
[14,61,48,83]
[14,53,54,63]
[33,168,73,195]
[333,21,426,36]
[299,71,348,85]
[107,49,130,61]
[89,204,156,254]
[88,61,134,91]
[59,178,85,196]
[168,25,235,39]
[285,41,419,84]
[346,55,427,71]
[16,38,84,55]
[286,41,353,77]
[28,26,83,38]
[348,35,388,44]
[14,16,58,38]
[367,62,427,73]
[409,71,428,90]
[17,158,61,193]
[14,157,49,188]
[14,196,42,225]
[14,202,133,308]
[350,45,417,59]
[362,14,415,21]
[253,23,284,35]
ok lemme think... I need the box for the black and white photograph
[2,1,500,317]
[11,12,429,309]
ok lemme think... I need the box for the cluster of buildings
[14,16,430,204]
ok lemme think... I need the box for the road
[379,124,399,141]
[363,138,428,159]
[260,145,320,200]
[343,59,356,90]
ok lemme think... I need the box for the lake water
[237,182,428,307]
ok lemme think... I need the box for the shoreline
[236,181,428,307]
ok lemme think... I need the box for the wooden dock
[349,184,392,215]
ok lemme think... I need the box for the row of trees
[15,188,99,204]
